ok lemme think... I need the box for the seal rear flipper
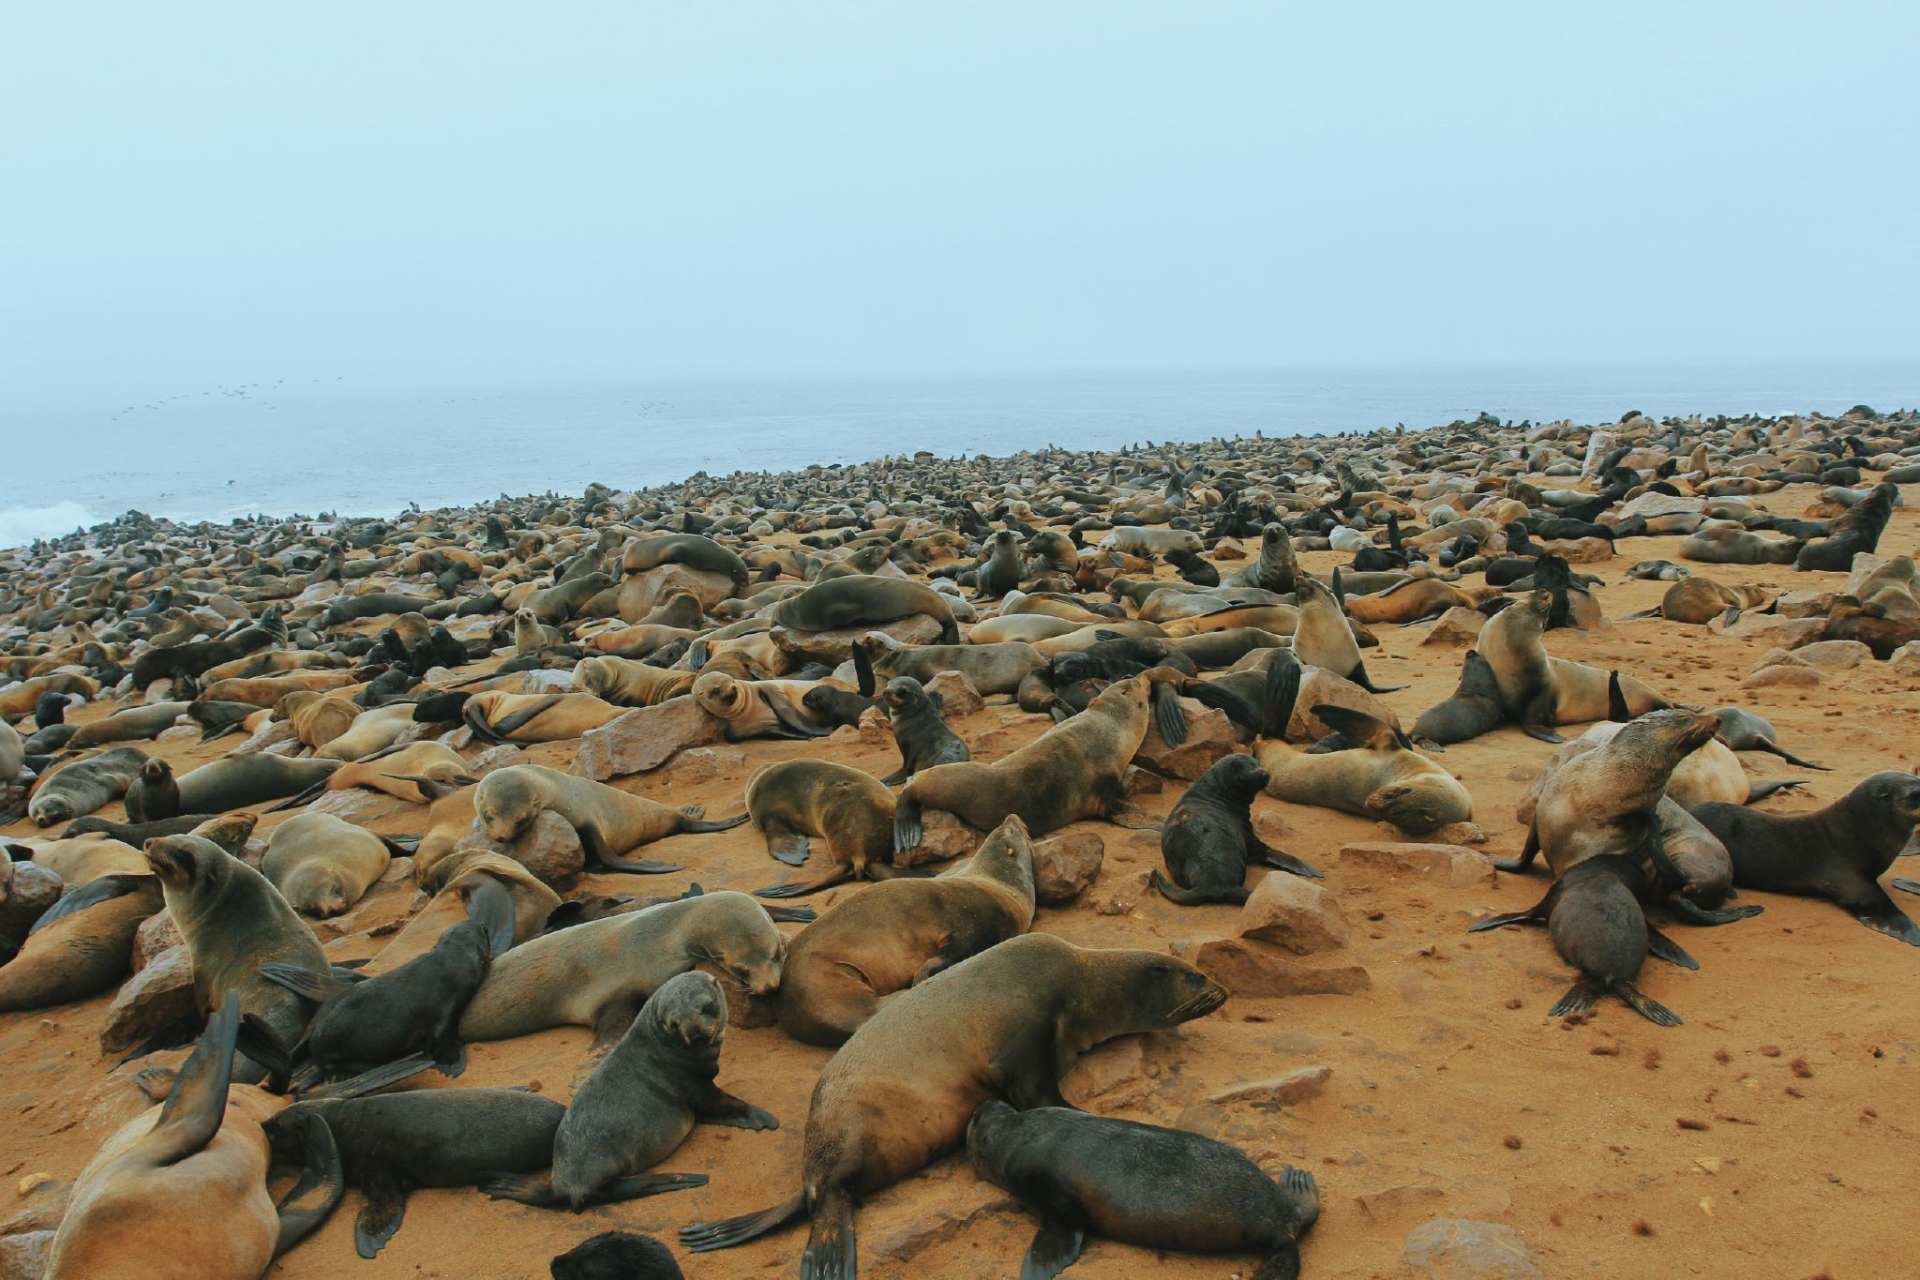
[1150,682,1188,747]
[481,1172,563,1207]
[1257,848,1325,879]
[1645,927,1700,970]
[1262,653,1302,739]
[579,823,682,875]
[235,1014,297,1094]
[801,1187,857,1280]
[1149,868,1245,906]
[763,820,813,866]
[1613,981,1683,1027]
[146,991,240,1165]
[1547,977,1600,1018]
[679,1192,808,1252]
[1305,704,1395,752]
[678,810,751,833]
[1606,671,1630,723]
[480,693,566,742]
[1492,825,1541,875]
[259,961,347,1004]
[893,793,924,853]
[852,642,877,696]
[1750,740,1829,770]
[353,1177,410,1259]
[696,1087,780,1130]
[1743,779,1806,804]
[755,865,853,899]
[1020,1219,1086,1280]
[1851,885,1920,945]
[1466,907,1545,933]
[298,1052,436,1101]
[1349,660,1406,695]
[272,1113,344,1258]
[27,873,155,936]
[1665,896,1764,926]
[1254,1245,1304,1280]
[264,780,328,812]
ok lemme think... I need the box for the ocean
[6,361,1918,548]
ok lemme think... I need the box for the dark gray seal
[1151,753,1320,905]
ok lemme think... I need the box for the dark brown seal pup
[966,1099,1321,1279]
[975,528,1025,598]
[484,970,765,1210]
[550,1232,684,1280]
[123,758,180,824]
[876,675,969,784]
[775,814,1037,1045]
[1151,753,1320,905]
[1411,649,1506,746]
[680,933,1228,1275]
[1691,771,1920,944]
[265,1087,566,1258]
[1796,480,1895,570]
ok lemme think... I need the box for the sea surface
[6,361,1918,548]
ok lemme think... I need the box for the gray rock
[460,809,585,886]
[1402,1217,1541,1279]
[1208,1064,1331,1108]
[1134,700,1247,780]
[1030,832,1104,905]
[0,1231,52,1280]
[1240,875,1348,955]
[1188,938,1370,997]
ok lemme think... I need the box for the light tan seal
[1257,706,1472,834]
[1478,591,1666,742]
[261,811,395,917]
[473,763,746,873]
[572,655,695,706]
[462,689,624,743]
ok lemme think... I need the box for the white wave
[0,501,97,548]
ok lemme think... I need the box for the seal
[123,758,181,824]
[692,672,833,740]
[264,1087,565,1258]
[1411,649,1507,746]
[261,811,395,917]
[255,877,515,1088]
[1678,522,1803,565]
[0,871,162,1012]
[1290,574,1402,693]
[745,760,901,897]
[27,746,148,826]
[275,739,475,809]
[1225,522,1298,593]
[775,813,1037,1045]
[175,754,342,812]
[458,890,787,1044]
[679,933,1227,1274]
[771,574,961,643]
[1690,771,1920,944]
[876,675,969,784]
[463,690,625,743]
[1151,753,1321,905]
[484,970,767,1210]
[852,631,1045,696]
[1344,576,1490,625]
[474,764,747,874]
[45,994,343,1280]
[893,671,1176,854]
[1478,591,1666,741]
[64,700,191,749]
[966,1099,1321,1279]
[1710,706,1828,770]
[975,529,1025,599]
[621,531,750,592]
[572,655,694,707]
[799,684,876,728]
[550,1232,685,1280]
[1627,576,1766,625]
[1257,706,1473,834]
[1796,480,1896,570]
[371,846,560,971]
[145,834,332,1083]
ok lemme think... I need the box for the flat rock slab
[769,613,946,665]
[1341,842,1497,887]
[1240,874,1349,955]
[573,695,723,779]
[1402,1217,1542,1279]
[1187,937,1371,997]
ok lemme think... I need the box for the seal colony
[3,401,1920,1277]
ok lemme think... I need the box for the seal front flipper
[1020,1219,1086,1280]
[1645,927,1700,970]
[697,1086,780,1131]
[677,810,751,833]
[679,1192,808,1252]
[1519,686,1562,743]
[273,1112,344,1258]
[1743,779,1806,804]
[146,990,241,1164]
[1850,885,1920,946]
[353,1173,411,1259]
[259,961,348,1004]
[893,792,924,853]
[755,867,853,899]
[762,820,813,866]
[481,1171,560,1207]
[761,903,817,923]
[801,1186,857,1280]
[1749,740,1830,771]
[1256,1243,1305,1280]
[1150,681,1187,747]
[27,872,155,936]
[298,1052,437,1101]
[1492,825,1542,875]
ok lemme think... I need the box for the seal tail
[680,1192,807,1253]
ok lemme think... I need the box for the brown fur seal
[1692,771,1920,944]
[146,834,331,1082]
[0,871,162,1012]
[1479,591,1666,742]
[1151,753,1321,905]
[966,1100,1320,1278]
[45,995,342,1279]
[893,671,1174,854]
[771,575,960,643]
[852,631,1045,696]
[282,691,359,749]
[974,529,1025,599]
[876,675,969,784]
[679,933,1227,1274]
[483,970,766,1210]
[458,890,787,1044]
[280,739,475,809]
[775,814,1037,1045]
[622,532,750,591]
[474,763,747,873]
[1710,706,1827,770]
[1257,706,1473,834]
[314,701,417,760]
[1518,712,1804,814]
[1411,649,1507,746]
[124,758,180,824]
[746,760,902,897]
[1678,522,1802,565]
[64,700,191,749]
[1160,603,1300,638]
[1225,522,1298,593]
[175,754,342,812]
[1627,576,1767,625]
[573,655,694,706]
[692,672,833,740]
[1292,575,1402,693]
[463,689,625,743]
[261,812,395,917]
[1344,576,1491,624]
[371,846,558,972]
[27,746,148,826]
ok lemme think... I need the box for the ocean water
[6,361,1918,547]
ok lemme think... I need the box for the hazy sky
[7,1,1916,409]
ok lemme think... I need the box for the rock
[1538,536,1613,564]
[865,1178,1017,1269]
[1773,590,1837,619]
[1401,1217,1542,1279]
[1061,1037,1145,1103]
[1421,608,1484,647]
[1286,668,1400,741]
[131,910,182,972]
[1340,842,1493,887]
[1892,641,1920,678]
[910,810,983,866]
[380,856,413,883]
[573,695,723,779]
[1189,938,1371,997]
[462,809,585,886]
[1122,766,1163,796]
[1846,552,1888,596]
[437,726,475,751]
[155,723,198,742]
[1207,1064,1332,1108]
[675,747,747,783]
[1743,664,1821,689]
[1031,832,1104,905]
[1239,875,1348,955]
[231,717,298,756]
[854,706,893,746]
[1133,701,1246,780]
[100,945,197,1056]
[1793,639,1871,670]
[924,671,985,718]
[1616,491,1704,520]
[1212,538,1247,561]
[616,563,735,621]
[0,1231,52,1280]
[469,744,528,775]
[2,1179,67,1237]
[307,787,413,824]
[768,613,946,666]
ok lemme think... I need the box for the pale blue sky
[6,1,1916,408]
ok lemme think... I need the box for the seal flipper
[1850,884,1920,946]
[755,867,854,898]
[1613,981,1683,1027]
[579,822,682,875]
[1256,847,1325,879]
[1607,671,1630,723]
[272,1112,344,1258]
[679,1192,808,1253]
[1304,704,1397,752]
[1518,687,1563,743]
[697,1086,779,1130]
[1020,1219,1086,1280]
[1150,868,1247,906]
[480,1171,560,1207]
[893,792,924,853]
[264,779,329,812]
[1645,927,1700,969]
[474,693,566,743]
[1493,824,1542,875]
[762,903,817,923]
[258,962,347,1004]
[761,821,812,866]
[1349,659,1407,695]
[1151,682,1188,747]
[299,1052,436,1101]
[800,1186,857,1280]
[27,873,154,936]
[145,991,240,1165]
[765,691,832,740]
[1665,896,1764,926]
[462,877,517,959]
[852,641,877,696]
[678,810,751,833]
[1547,977,1599,1018]
[1748,740,1830,771]
[353,1174,411,1259]
[1743,779,1806,804]
[235,1014,297,1094]
[1254,1243,1305,1280]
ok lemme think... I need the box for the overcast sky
[6,1,1916,409]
